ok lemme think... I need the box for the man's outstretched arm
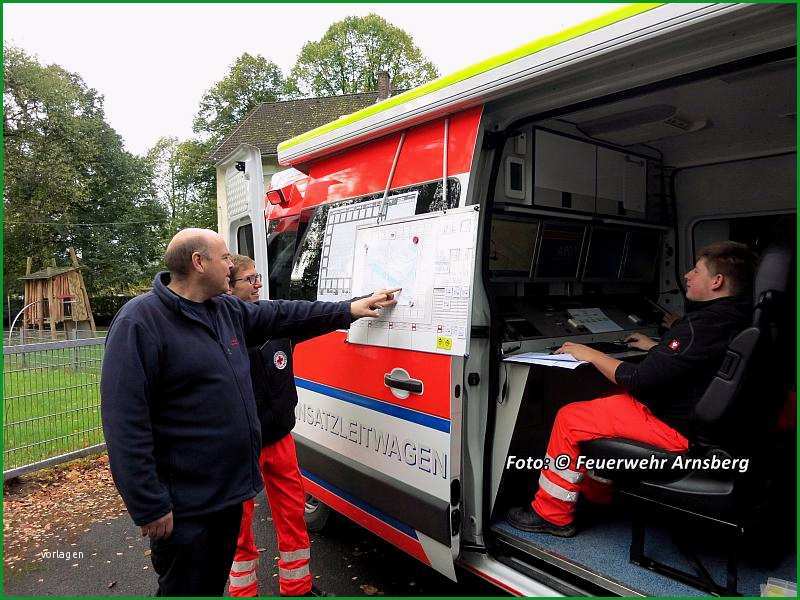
[240,289,400,344]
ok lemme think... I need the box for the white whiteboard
[348,206,480,356]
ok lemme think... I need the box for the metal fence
[5,326,107,347]
[3,337,106,479]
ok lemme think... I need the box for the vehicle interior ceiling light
[575,104,708,146]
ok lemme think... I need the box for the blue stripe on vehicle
[294,377,450,433]
[301,469,419,540]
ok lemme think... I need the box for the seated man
[508,241,757,537]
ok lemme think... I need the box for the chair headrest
[754,242,792,302]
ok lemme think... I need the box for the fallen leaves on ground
[4,454,125,576]
[360,584,381,595]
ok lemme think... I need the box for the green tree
[177,52,287,236]
[289,14,439,97]
[193,53,286,142]
[145,136,218,234]
[3,45,167,295]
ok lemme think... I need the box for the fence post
[71,328,79,370]
[20,322,27,367]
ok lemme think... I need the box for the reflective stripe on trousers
[281,548,310,563]
[279,564,311,580]
[546,453,583,484]
[229,570,257,588]
[231,559,258,572]
[537,473,578,503]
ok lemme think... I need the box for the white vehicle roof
[276,3,760,166]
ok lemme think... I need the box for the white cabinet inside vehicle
[531,129,650,219]
[532,130,596,212]
[596,146,647,218]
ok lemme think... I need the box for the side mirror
[266,189,285,206]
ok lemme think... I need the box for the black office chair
[579,242,793,595]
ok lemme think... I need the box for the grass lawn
[4,345,104,470]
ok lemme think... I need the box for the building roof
[209,91,387,163]
[19,266,79,281]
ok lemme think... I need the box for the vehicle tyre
[304,493,331,532]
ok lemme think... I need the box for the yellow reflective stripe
[546,454,583,484]
[278,3,662,153]
[538,474,578,503]
[231,558,258,573]
[279,564,311,580]
[280,548,310,563]
[229,571,257,587]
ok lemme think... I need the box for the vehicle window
[237,223,255,259]
[290,178,461,301]
[266,216,299,300]
[692,213,795,260]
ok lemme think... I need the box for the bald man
[101,229,397,596]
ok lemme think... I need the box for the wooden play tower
[19,248,96,340]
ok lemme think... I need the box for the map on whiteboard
[317,192,417,302]
[348,206,480,356]
[355,231,420,306]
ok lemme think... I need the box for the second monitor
[582,227,627,281]
[533,221,587,281]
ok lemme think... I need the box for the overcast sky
[4,3,623,156]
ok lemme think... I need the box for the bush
[90,295,137,326]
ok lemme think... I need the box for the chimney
[376,71,391,101]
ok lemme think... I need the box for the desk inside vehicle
[491,353,645,520]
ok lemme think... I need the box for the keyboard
[584,341,631,354]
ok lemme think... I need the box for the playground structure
[18,248,96,340]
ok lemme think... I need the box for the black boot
[294,585,331,597]
[507,505,577,537]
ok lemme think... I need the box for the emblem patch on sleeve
[668,339,681,351]
[273,351,288,370]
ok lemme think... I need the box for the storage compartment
[532,130,595,212]
[595,147,647,218]
[531,129,651,219]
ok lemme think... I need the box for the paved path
[5,492,504,596]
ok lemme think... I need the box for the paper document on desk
[503,352,587,369]
[567,308,623,333]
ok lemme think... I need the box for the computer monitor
[621,229,662,282]
[533,221,587,281]
[582,227,627,281]
[489,216,540,280]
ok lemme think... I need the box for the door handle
[384,367,424,399]
[384,374,423,393]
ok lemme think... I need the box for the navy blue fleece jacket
[614,295,750,437]
[100,272,352,526]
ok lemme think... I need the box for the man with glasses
[226,254,323,597]
[101,229,399,596]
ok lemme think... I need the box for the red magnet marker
[412,236,419,244]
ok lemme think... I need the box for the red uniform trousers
[532,393,689,526]
[229,433,312,596]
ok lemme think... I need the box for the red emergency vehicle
[219,4,796,595]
